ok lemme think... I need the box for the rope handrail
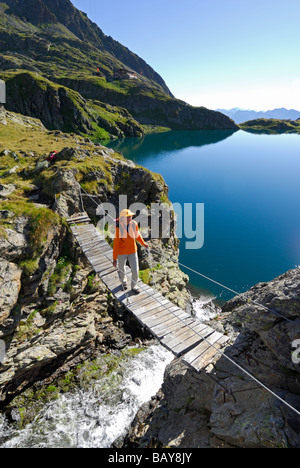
[76,183,300,418]
[80,182,296,326]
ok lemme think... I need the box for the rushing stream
[0,344,173,448]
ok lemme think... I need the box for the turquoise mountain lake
[104,130,300,302]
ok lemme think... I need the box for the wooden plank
[161,322,209,349]
[96,259,114,271]
[140,314,177,332]
[141,310,191,332]
[70,222,92,228]
[129,289,161,302]
[71,227,93,234]
[104,274,121,287]
[136,304,174,321]
[90,252,113,263]
[71,221,93,227]
[74,227,98,235]
[74,233,97,243]
[137,313,181,334]
[99,251,114,261]
[75,227,99,235]
[153,306,191,323]
[97,252,114,263]
[83,240,111,251]
[171,326,215,355]
[170,336,205,356]
[87,252,108,262]
[77,238,100,247]
[137,304,189,326]
[96,266,116,277]
[109,284,125,296]
[97,266,116,278]
[95,252,113,263]
[129,295,164,317]
[130,301,170,317]
[101,271,119,284]
[67,215,90,221]
[103,278,121,290]
[93,248,113,258]
[131,287,160,302]
[135,306,175,325]
[99,266,117,277]
[127,293,157,308]
[66,213,90,221]
[76,233,101,243]
[67,218,90,225]
[130,294,170,310]
[96,240,112,249]
[165,321,211,342]
[134,300,169,315]
[153,319,196,342]
[155,313,195,333]
[135,302,177,322]
[128,293,164,310]
[131,299,179,318]
[77,238,103,248]
[105,275,121,287]
[96,251,114,260]
[71,225,94,232]
[182,331,224,368]
[150,316,195,339]
[67,220,91,226]
[192,336,229,371]
[90,259,112,271]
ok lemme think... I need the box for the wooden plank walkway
[67,215,229,373]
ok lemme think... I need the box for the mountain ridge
[0,0,238,138]
[217,107,300,124]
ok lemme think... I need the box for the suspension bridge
[65,204,300,418]
[66,212,229,373]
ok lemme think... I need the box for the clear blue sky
[72,0,300,111]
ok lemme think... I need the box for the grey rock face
[126,268,300,448]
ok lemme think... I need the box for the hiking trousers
[117,252,139,289]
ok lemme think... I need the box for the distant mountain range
[216,107,300,124]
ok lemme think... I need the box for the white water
[192,295,219,322]
[0,344,173,448]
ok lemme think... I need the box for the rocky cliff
[0,110,189,418]
[124,269,300,448]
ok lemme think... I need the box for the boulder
[52,169,82,217]
[0,260,22,329]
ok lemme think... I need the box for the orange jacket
[113,219,147,260]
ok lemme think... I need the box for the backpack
[47,151,57,163]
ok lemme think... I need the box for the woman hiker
[113,209,149,293]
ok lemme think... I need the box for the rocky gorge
[124,269,300,448]
[0,110,299,448]
[0,109,189,430]
[0,0,299,449]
